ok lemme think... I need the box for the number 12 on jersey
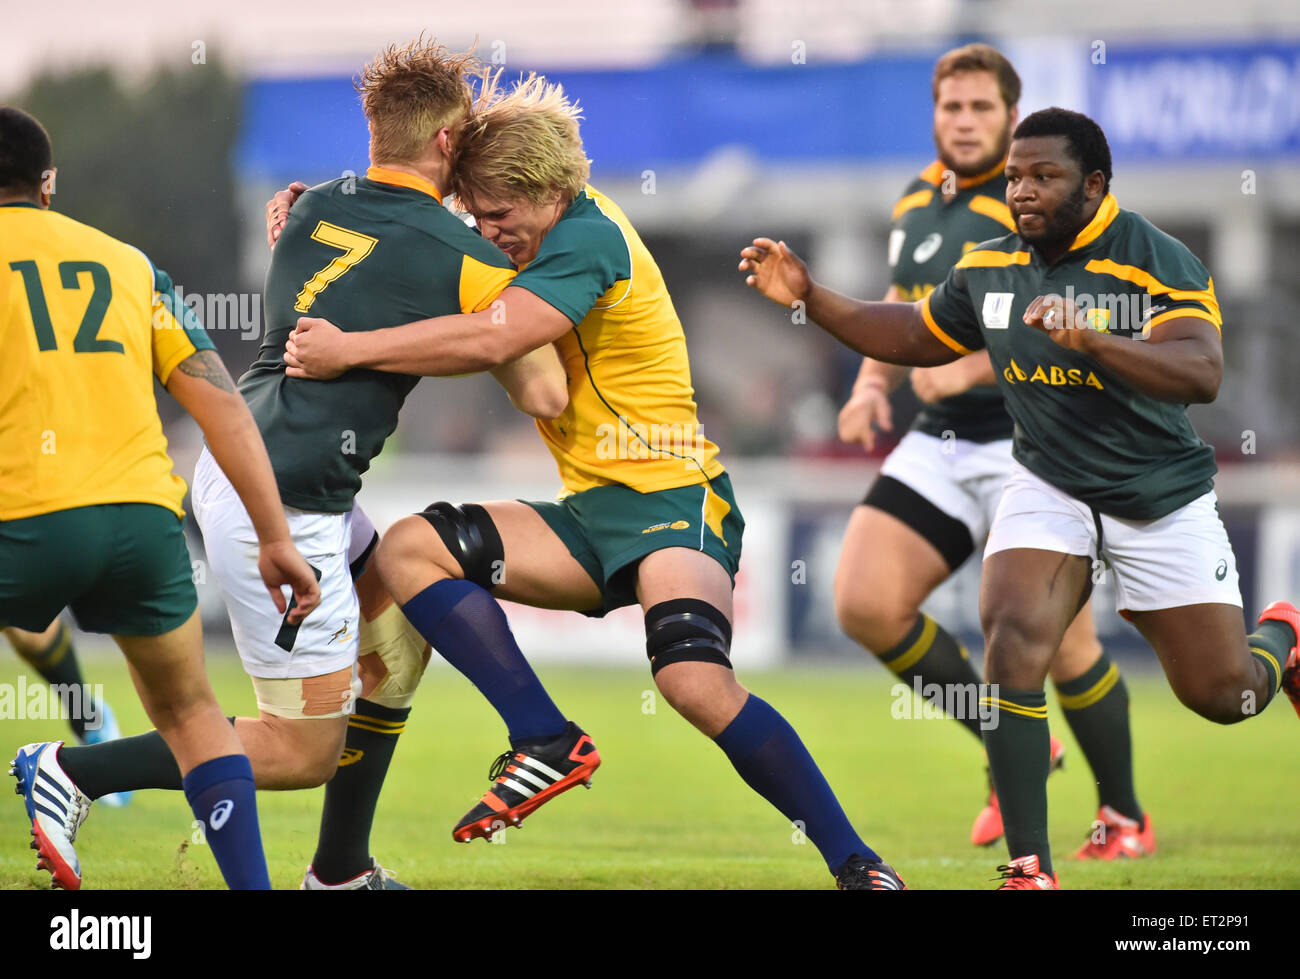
[293,221,378,313]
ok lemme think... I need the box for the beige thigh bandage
[251,666,360,719]
[358,603,431,709]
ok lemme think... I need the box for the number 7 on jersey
[293,221,378,313]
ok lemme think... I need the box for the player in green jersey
[742,106,1300,889]
[835,44,1149,857]
[284,71,906,890]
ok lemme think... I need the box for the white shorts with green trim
[983,461,1242,613]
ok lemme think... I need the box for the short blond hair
[451,72,592,210]
[356,37,478,165]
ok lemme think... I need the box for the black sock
[879,613,984,742]
[983,687,1053,876]
[11,622,98,739]
[57,716,236,799]
[1054,651,1142,821]
[310,699,410,883]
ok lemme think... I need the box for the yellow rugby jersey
[510,186,723,495]
[1,203,212,520]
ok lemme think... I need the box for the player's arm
[839,286,909,451]
[910,350,997,404]
[283,286,573,379]
[489,343,569,419]
[1026,297,1222,403]
[164,351,321,622]
[739,238,961,367]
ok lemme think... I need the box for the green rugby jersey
[922,194,1222,520]
[888,160,1016,443]
[239,167,515,511]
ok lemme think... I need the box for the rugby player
[284,72,906,889]
[741,106,1300,889]
[27,40,569,890]
[2,106,321,889]
[835,44,1149,857]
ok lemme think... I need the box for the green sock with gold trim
[983,687,1053,876]
[310,699,410,884]
[878,613,984,741]
[1054,650,1142,821]
[1247,620,1291,710]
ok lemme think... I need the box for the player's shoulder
[536,187,633,270]
[891,168,939,220]
[553,187,630,248]
[953,230,1027,269]
[15,207,153,280]
[1107,205,1211,283]
[301,176,513,270]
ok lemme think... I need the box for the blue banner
[1087,42,1300,159]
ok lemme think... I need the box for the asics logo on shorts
[209,799,234,831]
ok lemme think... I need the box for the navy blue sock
[183,754,270,890]
[713,694,879,873]
[402,579,566,743]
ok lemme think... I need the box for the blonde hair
[356,36,479,165]
[451,72,592,210]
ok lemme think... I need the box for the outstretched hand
[738,237,813,309]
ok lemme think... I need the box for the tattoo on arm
[175,349,236,393]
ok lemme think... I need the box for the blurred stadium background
[5,0,1300,668]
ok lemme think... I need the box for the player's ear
[1007,104,1019,134]
[39,166,56,208]
[1084,169,1106,201]
[435,127,453,157]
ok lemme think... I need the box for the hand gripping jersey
[509,186,723,496]
[1,202,213,520]
[922,194,1221,520]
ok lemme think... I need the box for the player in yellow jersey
[281,72,903,889]
[1,106,321,889]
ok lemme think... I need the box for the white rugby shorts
[984,461,1242,613]
[191,446,360,679]
[879,430,1015,543]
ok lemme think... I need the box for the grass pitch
[1,643,1296,890]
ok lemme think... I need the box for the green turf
[0,642,1296,889]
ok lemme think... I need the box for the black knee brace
[645,599,733,677]
[416,502,505,590]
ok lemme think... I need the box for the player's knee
[358,604,431,709]
[981,608,1055,685]
[644,599,732,680]
[833,585,915,655]
[1171,662,1256,725]
[398,501,506,591]
[373,515,443,587]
